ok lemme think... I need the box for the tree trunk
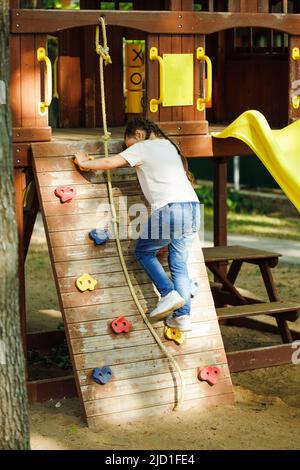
[0,0,30,450]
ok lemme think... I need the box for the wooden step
[216,301,300,321]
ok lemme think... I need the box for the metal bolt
[17,159,20,164]
[178,127,182,131]
[16,148,20,153]
[16,12,20,16]
[17,133,20,137]
[178,24,182,28]
[16,24,20,28]
[178,15,182,18]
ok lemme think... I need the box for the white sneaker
[165,314,193,332]
[148,291,185,322]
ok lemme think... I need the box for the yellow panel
[163,54,194,107]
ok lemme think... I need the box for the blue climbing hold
[89,228,110,246]
[92,366,113,385]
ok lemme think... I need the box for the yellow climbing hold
[164,326,185,345]
[76,273,97,292]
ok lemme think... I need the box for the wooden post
[14,169,27,362]
[213,158,227,248]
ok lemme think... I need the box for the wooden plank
[65,302,216,324]
[27,376,77,404]
[52,240,203,262]
[55,250,205,277]
[227,344,297,372]
[43,195,147,217]
[85,379,233,418]
[81,366,231,402]
[61,279,212,309]
[159,34,173,123]
[217,301,300,319]
[203,245,281,262]
[40,181,142,203]
[160,120,208,135]
[37,168,137,187]
[58,265,210,293]
[87,393,235,426]
[31,135,253,159]
[58,28,82,127]
[14,169,27,358]
[13,143,31,167]
[10,34,21,128]
[20,34,36,128]
[71,321,221,355]
[61,284,157,309]
[74,334,225,369]
[32,140,124,157]
[13,127,51,143]
[78,348,228,385]
[12,10,300,36]
[68,307,216,339]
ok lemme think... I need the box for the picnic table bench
[202,245,300,344]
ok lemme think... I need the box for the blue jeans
[135,202,201,317]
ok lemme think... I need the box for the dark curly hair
[124,117,195,185]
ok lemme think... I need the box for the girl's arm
[74,150,128,171]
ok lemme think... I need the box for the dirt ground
[26,216,300,450]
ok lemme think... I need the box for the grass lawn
[204,207,300,241]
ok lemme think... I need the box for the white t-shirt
[120,139,199,210]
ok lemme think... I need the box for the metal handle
[37,47,52,115]
[149,47,165,113]
[196,47,212,112]
[292,47,300,109]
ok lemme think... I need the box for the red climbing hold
[198,366,220,386]
[111,316,132,334]
[54,186,76,203]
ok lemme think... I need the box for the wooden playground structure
[10,1,300,426]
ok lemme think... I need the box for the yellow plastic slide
[212,110,300,212]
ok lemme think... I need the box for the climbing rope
[95,17,185,410]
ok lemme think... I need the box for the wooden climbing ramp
[32,139,234,427]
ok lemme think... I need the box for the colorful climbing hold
[164,326,185,345]
[198,366,220,386]
[54,186,76,203]
[111,316,132,334]
[92,366,113,385]
[76,273,97,292]
[89,228,110,246]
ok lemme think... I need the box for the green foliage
[195,185,263,214]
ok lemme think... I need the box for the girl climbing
[74,117,200,332]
